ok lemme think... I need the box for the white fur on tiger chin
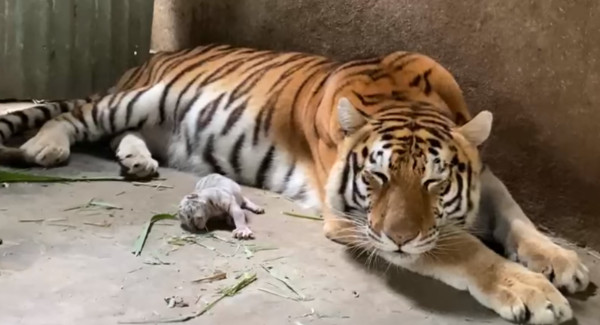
[177,173,265,239]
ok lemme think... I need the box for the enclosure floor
[0,153,599,325]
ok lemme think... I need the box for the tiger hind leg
[16,84,162,168]
[110,131,159,179]
[241,197,265,214]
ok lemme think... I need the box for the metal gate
[0,0,154,99]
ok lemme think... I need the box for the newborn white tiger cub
[177,173,264,239]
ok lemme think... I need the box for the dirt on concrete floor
[0,153,599,325]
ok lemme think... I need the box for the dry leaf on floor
[191,271,227,284]
[18,219,45,223]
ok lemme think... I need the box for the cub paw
[483,265,572,325]
[511,237,589,293]
[116,151,159,179]
[232,227,254,240]
[20,127,70,167]
[252,207,265,214]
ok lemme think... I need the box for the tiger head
[325,92,492,259]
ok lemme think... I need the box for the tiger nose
[385,231,419,247]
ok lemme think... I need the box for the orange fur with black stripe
[0,44,589,324]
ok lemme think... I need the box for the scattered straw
[282,211,322,221]
[119,272,257,324]
[260,265,306,301]
[191,271,227,284]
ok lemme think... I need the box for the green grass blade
[131,213,177,256]
[282,211,322,221]
[0,169,126,183]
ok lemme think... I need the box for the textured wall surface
[0,0,153,99]
[151,0,600,247]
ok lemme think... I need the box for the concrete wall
[151,0,600,249]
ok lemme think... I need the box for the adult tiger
[0,44,589,324]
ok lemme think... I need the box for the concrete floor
[0,153,599,325]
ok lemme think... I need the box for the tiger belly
[162,90,321,212]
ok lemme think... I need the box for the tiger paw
[20,123,71,167]
[480,263,572,324]
[323,217,358,246]
[117,151,159,179]
[115,139,157,179]
[510,236,589,293]
[232,227,254,240]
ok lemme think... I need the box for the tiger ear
[337,97,367,135]
[457,110,493,146]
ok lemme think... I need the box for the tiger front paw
[511,236,589,293]
[479,263,572,324]
[323,217,359,246]
[20,122,71,167]
[116,145,158,179]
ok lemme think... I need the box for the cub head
[325,97,492,258]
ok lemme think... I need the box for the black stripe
[291,186,307,202]
[338,153,352,196]
[229,134,246,177]
[120,62,148,90]
[444,173,463,210]
[177,91,203,125]
[203,134,225,174]
[252,108,265,146]
[58,102,70,113]
[337,57,381,71]
[372,172,388,184]
[0,118,15,133]
[91,103,100,126]
[262,86,288,136]
[154,47,204,82]
[157,48,236,125]
[267,57,318,92]
[289,62,330,129]
[389,52,413,66]
[173,72,205,121]
[227,53,299,108]
[108,103,118,133]
[197,93,224,129]
[423,69,433,95]
[108,91,124,108]
[72,108,90,131]
[183,125,193,157]
[409,75,421,87]
[255,146,275,188]
[38,105,52,122]
[222,100,247,136]
[466,165,473,211]
[280,163,296,193]
[12,111,29,127]
[393,58,418,72]
[427,138,442,148]
[125,89,150,127]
